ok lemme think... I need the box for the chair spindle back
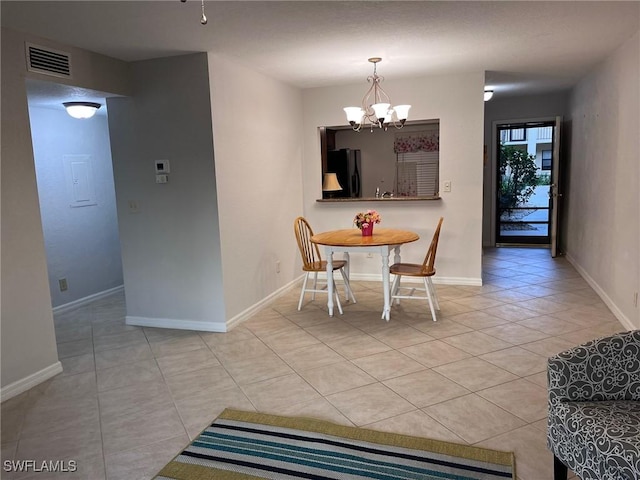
[421,217,444,274]
[294,217,322,269]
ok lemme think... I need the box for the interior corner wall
[482,92,570,247]
[107,53,226,332]
[30,106,123,308]
[1,28,59,394]
[566,31,640,329]
[1,27,130,399]
[207,54,304,322]
[302,72,485,285]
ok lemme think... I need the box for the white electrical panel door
[64,154,97,208]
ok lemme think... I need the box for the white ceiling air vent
[25,43,72,78]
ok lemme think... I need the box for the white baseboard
[226,276,303,331]
[566,254,635,331]
[1,361,63,403]
[128,278,303,333]
[349,273,482,286]
[434,276,483,286]
[53,285,124,314]
[126,316,227,333]
[116,271,483,334]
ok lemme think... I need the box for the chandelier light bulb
[343,107,364,126]
[371,103,390,121]
[393,105,411,122]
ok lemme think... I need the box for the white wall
[566,31,640,330]
[208,54,305,324]
[30,106,123,307]
[107,53,226,332]
[1,27,130,399]
[302,72,485,284]
[482,92,570,246]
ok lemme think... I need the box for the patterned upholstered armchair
[547,330,640,480]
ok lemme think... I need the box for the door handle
[549,184,562,198]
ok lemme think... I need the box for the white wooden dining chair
[294,217,356,313]
[389,217,443,321]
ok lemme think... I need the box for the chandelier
[343,58,411,132]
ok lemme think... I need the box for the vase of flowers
[354,210,381,236]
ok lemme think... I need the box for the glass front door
[496,121,557,246]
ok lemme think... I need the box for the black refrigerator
[323,149,362,199]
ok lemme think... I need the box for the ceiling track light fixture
[343,57,411,132]
[63,101,101,119]
[180,0,208,25]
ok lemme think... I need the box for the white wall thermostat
[155,159,170,174]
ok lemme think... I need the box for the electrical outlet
[128,200,139,213]
[276,260,280,273]
[59,278,68,292]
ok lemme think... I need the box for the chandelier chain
[180,0,208,25]
[200,0,207,25]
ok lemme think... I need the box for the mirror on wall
[320,121,440,200]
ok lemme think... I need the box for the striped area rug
[155,409,516,480]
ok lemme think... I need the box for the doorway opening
[26,78,125,311]
[494,118,562,255]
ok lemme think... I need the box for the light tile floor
[1,247,627,480]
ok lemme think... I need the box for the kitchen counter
[316,196,441,202]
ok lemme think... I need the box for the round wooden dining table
[311,228,419,320]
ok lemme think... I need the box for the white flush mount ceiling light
[484,89,494,101]
[180,0,208,25]
[63,101,101,119]
[344,58,411,132]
